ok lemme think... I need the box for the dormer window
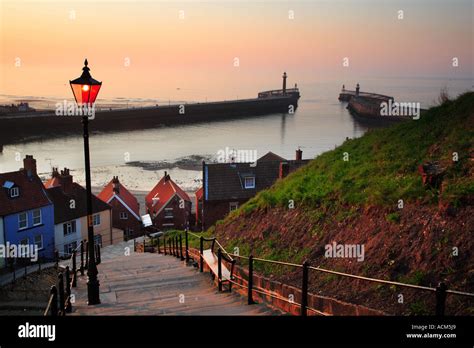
[3,181,19,198]
[244,176,255,189]
[10,187,19,198]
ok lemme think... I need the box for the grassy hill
[212,92,474,315]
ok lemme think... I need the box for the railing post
[80,241,84,276]
[50,285,58,316]
[157,236,161,254]
[169,239,172,256]
[185,229,189,263]
[171,237,175,256]
[55,250,59,268]
[179,234,184,261]
[72,251,77,287]
[435,282,447,316]
[199,236,204,272]
[301,260,309,317]
[217,249,222,292]
[175,236,179,258]
[248,254,254,305]
[65,266,72,313]
[164,236,167,255]
[85,241,89,269]
[58,272,65,316]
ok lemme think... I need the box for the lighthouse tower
[282,72,287,94]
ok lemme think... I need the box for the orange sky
[0,0,472,100]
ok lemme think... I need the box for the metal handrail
[159,230,474,315]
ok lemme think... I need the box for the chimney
[59,168,73,194]
[52,167,59,178]
[164,171,170,182]
[279,162,289,179]
[23,155,37,177]
[112,176,120,194]
[296,148,303,161]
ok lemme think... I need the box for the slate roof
[47,183,111,224]
[98,178,140,220]
[204,152,310,201]
[0,170,52,216]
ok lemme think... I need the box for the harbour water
[0,77,471,195]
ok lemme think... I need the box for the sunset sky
[0,0,472,101]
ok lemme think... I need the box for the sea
[0,77,472,202]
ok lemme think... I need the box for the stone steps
[71,242,281,316]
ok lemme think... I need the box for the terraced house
[0,155,55,268]
[44,167,120,254]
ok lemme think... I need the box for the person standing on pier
[356,83,360,96]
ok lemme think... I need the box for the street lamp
[70,59,102,305]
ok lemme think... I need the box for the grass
[234,92,473,216]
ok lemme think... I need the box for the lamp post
[69,59,102,305]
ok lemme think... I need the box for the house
[145,172,192,230]
[45,167,119,254]
[98,176,142,240]
[194,187,203,228]
[198,149,310,230]
[0,155,55,268]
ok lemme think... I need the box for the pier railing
[147,230,474,316]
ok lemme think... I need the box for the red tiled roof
[98,178,140,220]
[44,176,61,189]
[145,175,191,215]
[195,187,203,201]
[0,170,52,216]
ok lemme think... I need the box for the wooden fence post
[164,236,167,255]
[157,236,161,254]
[200,236,204,272]
[435,282,447,316]
[248,255,254,305]
[301,260,309,317]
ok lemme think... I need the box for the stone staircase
[71,243,281,315]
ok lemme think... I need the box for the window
[93,214,101,226]
[18,212,28,229]
[63,221,77,236]
[229,202,239,212]
[125,228,134,238]
[32,209,42,226]
[244,176,255,189]
[34,235,43,250]
[119,212,128,220]
[164,208,173,219]
[10,187,19,198]
[64,241,77,256]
